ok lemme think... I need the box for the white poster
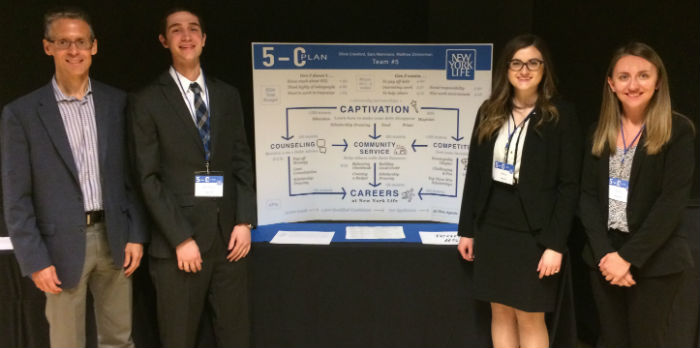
[252,43,492,225]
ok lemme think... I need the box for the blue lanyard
[620,119,644,164]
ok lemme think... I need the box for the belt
[86,210,104,226]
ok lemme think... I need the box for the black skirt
[472,183,560,312]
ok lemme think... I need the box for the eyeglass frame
[45,37,95,50]
[508,59,544,71]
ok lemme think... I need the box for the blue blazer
[1,80,147,288]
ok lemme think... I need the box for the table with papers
[248,222,575,347]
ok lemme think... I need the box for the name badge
[194,171,224,197]
[608,177,629,203]
[493,161,515,185]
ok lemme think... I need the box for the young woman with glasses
[457,34,582,347]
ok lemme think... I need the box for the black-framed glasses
[46,38,94,50]
[508,59,544,71]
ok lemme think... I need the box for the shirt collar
[51,76,93,102]
[169,66,206,92]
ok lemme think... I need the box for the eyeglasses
[46,38,94,50]
[508,59,544,71]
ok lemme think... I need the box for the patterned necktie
[189,82,211,160]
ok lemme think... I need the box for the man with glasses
[1,7,146,347]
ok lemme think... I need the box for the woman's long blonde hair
[592,42,672,156]
[475,34,559,144]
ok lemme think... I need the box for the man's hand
[32,265,62,294]
[537,249,563,279]
[176,238,202,273]
[599,251,631,284]
[227,224,251,262]
[457,237,474,261]
[123,242,143,277]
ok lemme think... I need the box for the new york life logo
[446,49,476,80]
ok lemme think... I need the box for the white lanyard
[172,66,211,121]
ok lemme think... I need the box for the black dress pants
[589,269,683,347]
[150,233,250,348]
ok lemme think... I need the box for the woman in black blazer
[457,34,581,348]
[579,42,695,347]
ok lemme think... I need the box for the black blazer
[458,101,582,253]
[1,80,147,288]
[128,72,257,258]
[579,113,695,276]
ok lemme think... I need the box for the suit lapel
[628,131,646,192]
[206,76,222,162]
[158,72,206,155]
[479,129,498,190]
[36,84,80,183]
[516,112,543,185]
[91,81,110,166]
[595,146,611,226]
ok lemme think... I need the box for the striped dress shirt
[51,77,103,212]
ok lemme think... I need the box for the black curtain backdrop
[0,0,697,193]
[1,0,698,346]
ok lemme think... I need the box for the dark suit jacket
[579,113,695,276]
[458,101,582,253]
[128,71,256,258]
[1,80,148,288]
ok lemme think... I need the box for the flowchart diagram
[252,43,492,224]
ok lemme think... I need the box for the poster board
[252,43,492,224]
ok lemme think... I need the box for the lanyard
[505,112,532,165]
[172,66,211,122]
[173,67,213,162]
[620,119,644,164]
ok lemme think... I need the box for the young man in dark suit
[1,7,147,347]
[128,7,256,347]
